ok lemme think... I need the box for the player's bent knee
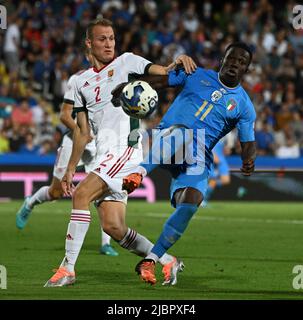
[175,187,203,206]
[103,223,126,241]
[73,187,91,206]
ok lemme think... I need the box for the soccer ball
[120,80,158,119]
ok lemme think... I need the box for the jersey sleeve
[168,68,187,87]
[63,75,77,104]
[122,52,152,75]
[236,98,256,142]
[73,78,86,113]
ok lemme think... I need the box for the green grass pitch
[1,200,303,300]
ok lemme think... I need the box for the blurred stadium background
[0,0,303,200]
[1,0,303,300]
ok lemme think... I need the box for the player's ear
[85,38,91,50]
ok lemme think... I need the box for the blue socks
[151,203,198,258]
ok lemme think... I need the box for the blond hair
[86,18,114,40]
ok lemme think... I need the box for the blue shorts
[153,125,212,207]
[170,165,209,208]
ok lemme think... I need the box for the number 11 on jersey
[195,100,213,121]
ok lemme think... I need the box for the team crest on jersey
[211,90,223,102]
[227,98,237,111]
[108,69,114,78]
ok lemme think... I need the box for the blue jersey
[159,67,256,160]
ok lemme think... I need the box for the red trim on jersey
[110,147,134,178]
[93,57,116,73]
[106,147,131,176]
[108,147,133,178]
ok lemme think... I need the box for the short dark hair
[86,18,114,40]
[224,42,253,64]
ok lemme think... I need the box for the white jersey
[73,52,151,155]
[53,72,96,180]
[63,73,81,105]
[60,71,95,147]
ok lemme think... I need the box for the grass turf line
[0,200,303,300]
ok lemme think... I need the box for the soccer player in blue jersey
[123,42,257,285]
[201,139,231,207]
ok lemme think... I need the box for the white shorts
[53,134,96,180]
[94,189,128,206]
[92,145,143,196]
[53,135,128,204]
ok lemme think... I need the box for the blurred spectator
[0,0,302,157]
[39,138,56,155]
[276,138,300,158]
[11,99,33,128]
[3,15,22,73]
[8,124,27,152]
[255,122,275,155]
[0,129,9,153]
[36,111,55,144]
[19,131,39,155]
[291,112,303,147]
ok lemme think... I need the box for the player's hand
[87,134,94,143]
[175,54,197,74]
[111,82,128,107]
[122,173,143,194]
[241,159,255,176]
[61,169,75,197]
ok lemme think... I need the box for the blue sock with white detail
[146,203,198,262]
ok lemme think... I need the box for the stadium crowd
[0,0,302,158]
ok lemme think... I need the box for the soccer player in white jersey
[15,51,118,256]
[44,18,197,287]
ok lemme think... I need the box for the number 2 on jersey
[95,86,101,102]
[99,154,114,167]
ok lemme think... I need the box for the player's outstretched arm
[61,111,91,196]
[240,141,256,176]
[149,55,197,75]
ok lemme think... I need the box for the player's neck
[218,74,239,89]
[94,60,106,70]
[92,57,114,73]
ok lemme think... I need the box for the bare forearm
[59,103,76,132]
[67,126,89,171]
[60,114,76,131]
[240,141,256,176]
[240,141,256,162]
[136,74,169,90]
